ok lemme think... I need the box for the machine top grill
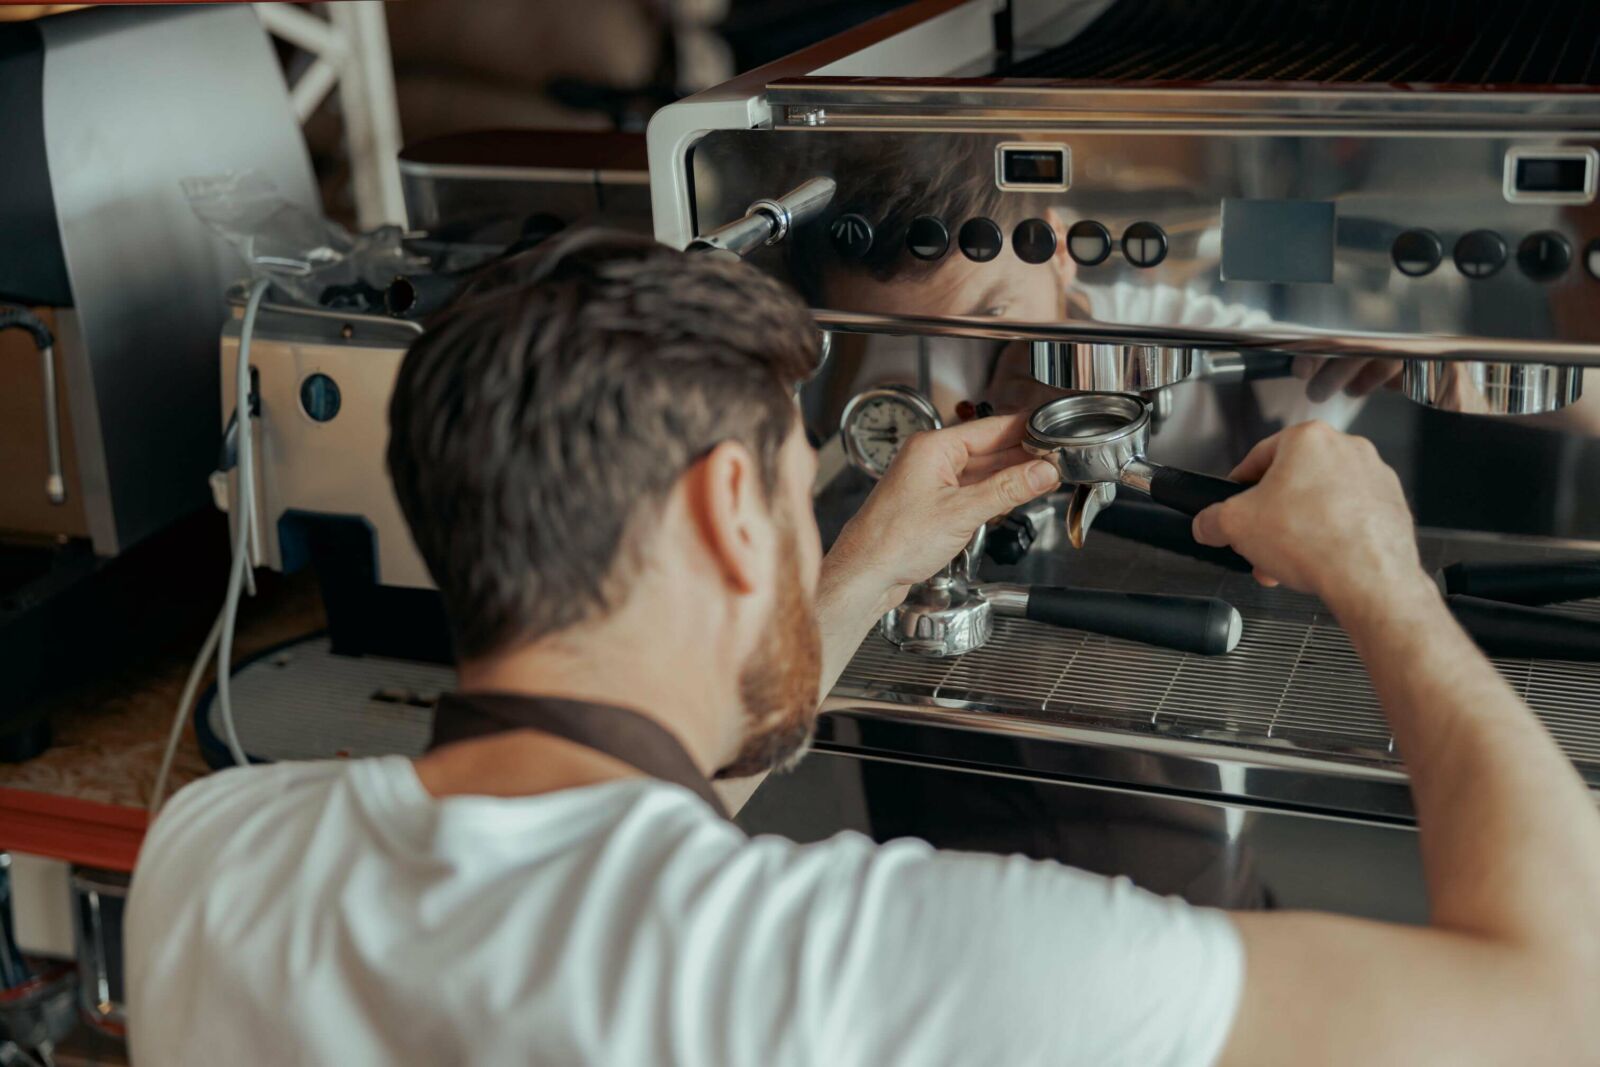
[999,0,1600,87]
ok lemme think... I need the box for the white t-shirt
[126,757,1244,1066]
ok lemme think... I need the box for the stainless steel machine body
[650,0,1600,917]
[649,0,1600,411]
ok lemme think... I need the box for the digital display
[1220,199,1337,285]
[1516,157,1589,194]
[1001,148,1065,185]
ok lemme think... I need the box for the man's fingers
[934,412,1032,459]
[1192,498,1239,548]
[1228,432,1282,484]
[1253,567,1280,588]
[958,447,1034,486]
[958,458,1060,525]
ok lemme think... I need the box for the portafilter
[1022,393,1247,548]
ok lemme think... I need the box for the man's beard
[715,527,822,780]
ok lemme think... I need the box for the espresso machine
[648,0,1600,918]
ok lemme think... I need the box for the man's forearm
[1332,576,1600,953]
[813,546,904,699]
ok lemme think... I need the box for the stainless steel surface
[1031,341,1194,391]
[1404,359,1586,415]
[740,747,1429,919]
[830,525,1600,819]
[656,0,1600,373]
[688,177,836,257]
[39,4,318,554]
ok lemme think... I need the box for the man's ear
[1047,207,1078,289]
[682,440,768,595]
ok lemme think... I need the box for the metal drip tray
[832,532,1600,789]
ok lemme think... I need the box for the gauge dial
[839,385,942,479]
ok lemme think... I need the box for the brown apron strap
[428,692,730,819]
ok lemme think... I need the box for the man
[127,231,1600,1064]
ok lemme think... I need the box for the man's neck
[455,625,735,779]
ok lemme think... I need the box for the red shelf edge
[0,788,147,872]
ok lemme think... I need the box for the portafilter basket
[1022,393,1248,546]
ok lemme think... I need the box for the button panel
[1453,230,1507,279]
[906,215,949,261]
[829,213,874,259]
[1122,222,1168,268]
[958,217,1004,262]
[1392,229,1443,277]
[1066,220,1112,266]
[1516,230,1571,282]
[1012,218,1056,264]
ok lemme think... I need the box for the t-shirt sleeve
[735,832,1245,1067]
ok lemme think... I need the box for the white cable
[149,278,270,815]
[149,612,223,817]
[215,279,272,770]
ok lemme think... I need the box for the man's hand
[830,413,1061,597]
[813,414,1060,698]
[1190,421,1429,610]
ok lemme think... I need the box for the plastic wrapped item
[182,171,425,312]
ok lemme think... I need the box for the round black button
[1012,218,1057,264]
[906,215,949,261]
[1066,220,1112,266]
[958,218,1004,262]
[1516,231,1571,282]
[1586,238,1600,281]
[829,214,874,259]
[1391,229,1443,277]
[1453,230,1507,279]
[300,373,341,423]
[1121,222,1168,268]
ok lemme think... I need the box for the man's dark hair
[388,229,820,660]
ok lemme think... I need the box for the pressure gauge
[839,384,942,479]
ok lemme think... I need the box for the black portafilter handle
[1023,587,1243,657]
[1447,595,1600,662]
[1142,463,1250,516]
[1094,499,1254,573]
[1441,560,1600,607]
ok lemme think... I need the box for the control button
[1012,218,1057,264]
[1587,238,1600,280]
[829,214,874,259]
[906,215,949,261]
[958,217,1004,262]
[1391,229,1443,277]
[1516,231,1571,282]
[1453,229,1507,279]
[300,373,341,423]
[1066,220,1113,266]
[1121,222,1168,268]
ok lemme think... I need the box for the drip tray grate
[834,535,1600,782]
